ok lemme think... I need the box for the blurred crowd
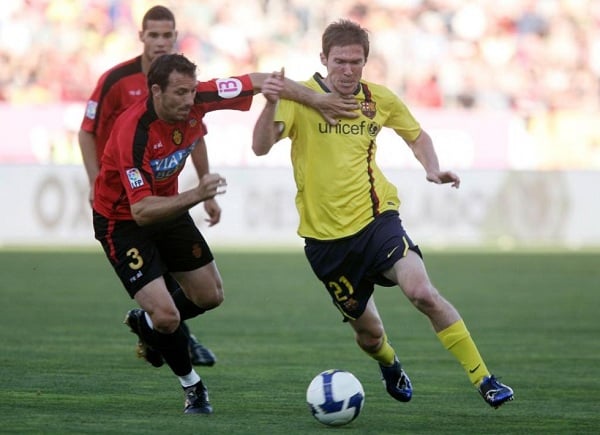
[1,0,600,118]
[1,0,599,169]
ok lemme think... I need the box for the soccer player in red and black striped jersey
[78,5,219,368]
[92,52,358,414]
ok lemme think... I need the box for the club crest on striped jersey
[172,128,183,145]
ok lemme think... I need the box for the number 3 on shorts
[127,247,144,270]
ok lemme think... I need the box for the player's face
[321,45,366,96]
[139,20,177,63]
[152,71,197,123]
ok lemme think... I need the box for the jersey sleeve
[113,119,154,206]
[386,94,422,142]
[194,75,254,112]
[80,72,108,133]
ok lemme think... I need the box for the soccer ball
[306,369,365,426]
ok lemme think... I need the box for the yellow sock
[437,319,490,386]
[365,333,396,366]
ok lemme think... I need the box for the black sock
[149,326,191,376]
[171,288,206,321]
[164,274,206,321]
[137,312,192,375]
[179,319,191,339]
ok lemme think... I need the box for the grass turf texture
[0,249,598,434]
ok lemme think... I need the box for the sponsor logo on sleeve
[216,78,243,99]
[85,101,98,119]
[126,168,144,188]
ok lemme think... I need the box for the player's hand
[426,170,460,188]
[197,173,227,201]
[203,198,222,227]
[315,93,360,125]
[262,68,285,104]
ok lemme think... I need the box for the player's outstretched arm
[248,72,359,125]
[407,129,460,188]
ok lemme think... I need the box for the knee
[407,283,444,314]
[356,327,385,353]
[203,288,224,310]
[190,281,224,310]
[150,307,181,334]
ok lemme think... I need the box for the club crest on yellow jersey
[360,101,376,119]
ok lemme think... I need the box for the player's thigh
[171,261,224,308]
[158,213,214,273]
[94,212,167,297]
[385,250,432,299]
[134,276,180,323]
[348,297,385,338]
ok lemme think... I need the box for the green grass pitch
[0,249,598,434]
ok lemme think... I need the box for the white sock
[179,370,201,388]
[144,312,154,329]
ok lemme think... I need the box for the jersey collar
[312,72,361,95]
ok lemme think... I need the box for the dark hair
[147,53,196,91]
[142,5,176,30]
[322,19,370,60]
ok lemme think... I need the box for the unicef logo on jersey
[367,122,380,136]
[318,120,380,137]
[151,148,191,180]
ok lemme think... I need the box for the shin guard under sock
[149,326,192,376]
[171,288,206,321]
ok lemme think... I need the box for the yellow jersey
[275,73,421,240]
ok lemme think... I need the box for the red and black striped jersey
[80,56,147,162]
[93,75,254,220]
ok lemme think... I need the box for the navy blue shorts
[304,211,422,321]
[93,211,213,298]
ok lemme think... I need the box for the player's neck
[141,54,152,75]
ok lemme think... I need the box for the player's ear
[150,83,162,97]
[320,53,327,66]
[173,30,179,42]
[138,30,144,43]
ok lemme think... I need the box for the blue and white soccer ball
[306,369,365,426]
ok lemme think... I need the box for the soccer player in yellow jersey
[252,19,513,409]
